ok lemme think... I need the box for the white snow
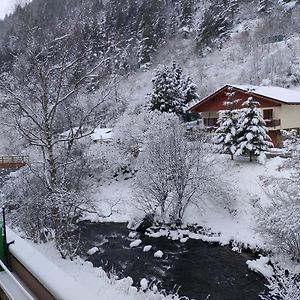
[80,180,136,223]
[246,256,274,278]
[0,0,32,20]
[130,239,142,248]
[143,245,152,252]
[179,155,288,249]
[129,232,138,239]
[140,278,148,291]
[232,247,241,253]
[60,127,80,137]
[154,251,164,258]
[231,84,300,104]
[87,247,99,256]
[7,228,102,300]
[279,0,297,11]
[180,238,188,243]
[91,127,113,142]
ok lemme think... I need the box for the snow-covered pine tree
[258,0,272,14]
[149,63,199,115]
[180,74,199,105]
[235,94,273,161]
[213,86,240,160]
[149,65,182,114]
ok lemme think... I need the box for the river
[79,222,267,300]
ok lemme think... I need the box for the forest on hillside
[1,1,300,299]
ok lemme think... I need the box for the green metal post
[0,209,5,270]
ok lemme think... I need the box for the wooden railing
[0,156,28,168]
[265,119,281,128]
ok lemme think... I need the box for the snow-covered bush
[114,106,150,161]
[257,175,300,261]
[261,266,300,300]
[235,95,273,161]
[134,116,213,224]
[282,129,300,156]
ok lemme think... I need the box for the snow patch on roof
[91,127,113,141]
[231,84,300,104]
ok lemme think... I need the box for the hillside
[1,1,300,300]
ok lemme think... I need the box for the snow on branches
[215,89,273,162]
[149,62,199,115]
[235,95,273,161]
[261,267,300,300]
[214,86,240,160]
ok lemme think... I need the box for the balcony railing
[264,119,281,127]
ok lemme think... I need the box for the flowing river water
[79,222,267,300]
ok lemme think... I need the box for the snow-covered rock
[87,247,99,256]
[232,246,241,253]
[143,245,152,252]
[128,231,138,239]
[154,250,164,258]
[246,256,274,277]
[180,237,188,243]
[129,239,142,248]
[140,278,148,291]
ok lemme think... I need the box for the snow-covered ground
[183,154,290,249]
[7,153,296,299]
[82,154,289,251]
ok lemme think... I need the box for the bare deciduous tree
[135,116,215,225]
[0,27,111,257]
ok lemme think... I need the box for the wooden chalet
[188,84,300,147]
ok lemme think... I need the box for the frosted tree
[257,133,300,262]
[214,86,240,160]
[261,267,300,300]
[196,0,239,50]
[236,94,273,161]
[282,129,300,156]
[149,63,199,115]
[0,28,110,258]
[258,0,272,14]
[135,116,215,225]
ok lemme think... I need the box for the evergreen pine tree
[258,0,272,14]
[180,0,194,29]
[214,86,240,160]
[149,63,199,115]
[169,4,181,37]
[235,94,273,161]
[149,65,182,115]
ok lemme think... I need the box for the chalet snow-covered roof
[231,84,300,104]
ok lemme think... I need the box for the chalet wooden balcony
[264,119,281,128]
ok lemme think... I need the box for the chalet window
[204,118,218,127]
[263,109,273,120]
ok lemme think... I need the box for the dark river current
[79,222,267,300]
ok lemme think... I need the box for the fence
[0,156,28,168]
